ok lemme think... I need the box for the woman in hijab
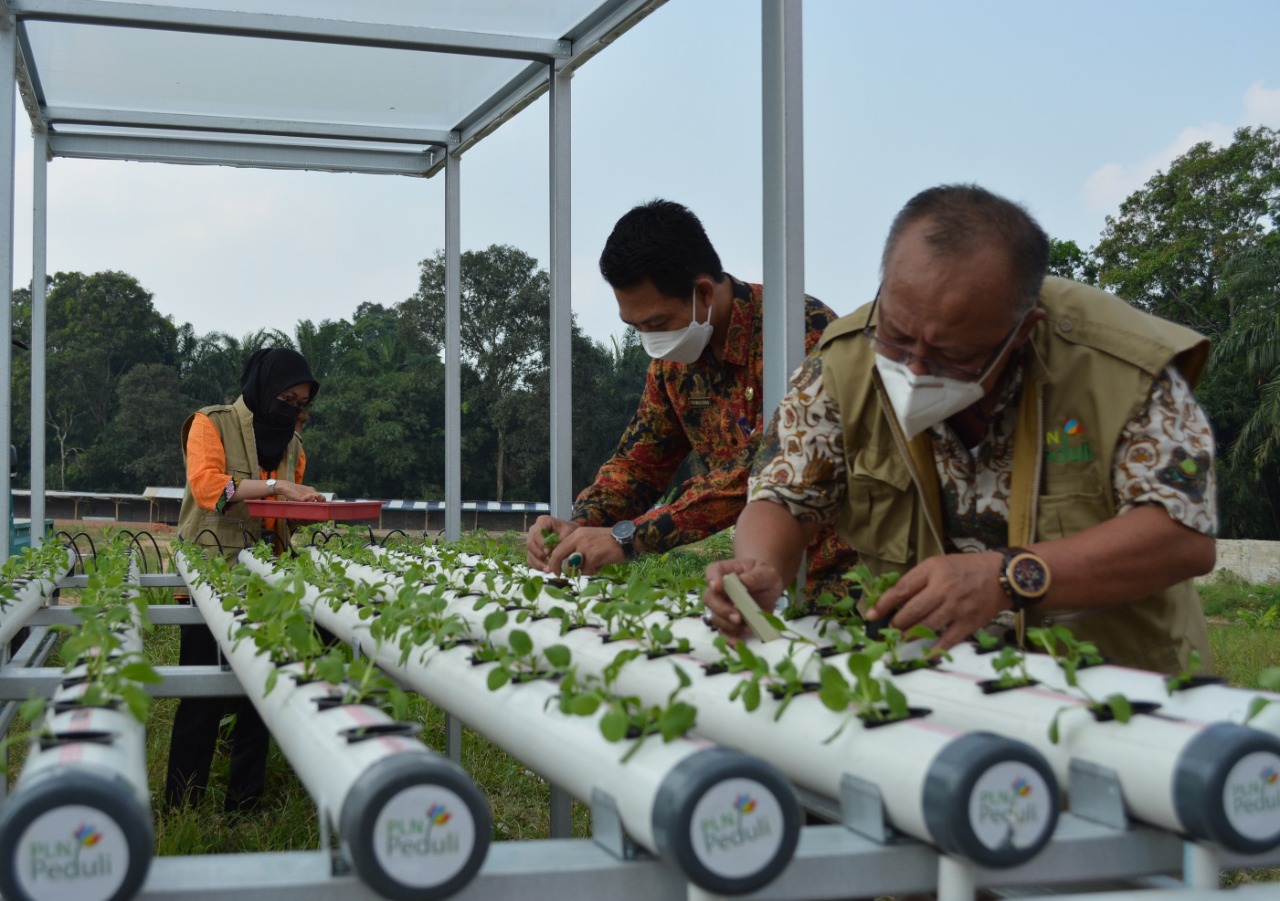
[165,347,324,812]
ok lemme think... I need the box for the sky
[9,0,1280,350]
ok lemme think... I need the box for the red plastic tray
[243,499,383,522]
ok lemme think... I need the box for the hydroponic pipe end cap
[0,771,153,901]
[651,748,801,895]
[923,731,1059,868]
[340,752,492,901]
[1174,722,1280,854]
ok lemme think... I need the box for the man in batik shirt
[527,199,857,600]
[704,184,1216,672]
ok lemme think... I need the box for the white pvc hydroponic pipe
[0,546,74,648]
[883,663,1280,855]
[286,553,1060,872]
[243,553,804,897]
[177,550,491,901]
[938,641,1280,740]
[0,554,152,901]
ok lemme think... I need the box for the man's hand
[864,551,1007,650]
[703,559,786,641]
[542,525,641,576]
[526,516,578,571]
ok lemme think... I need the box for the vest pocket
[844,478,912,565]
[1038,491,1112,541]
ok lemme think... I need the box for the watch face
[611,520,636,543]
[1009,553,1049,598]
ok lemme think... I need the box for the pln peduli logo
[1045,417,1092,465]
[699,793,772,855]
[27,821,114,882]
[383,802,460,857]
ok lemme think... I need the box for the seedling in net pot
[1027,624,1133,742]
[818,641,913,740]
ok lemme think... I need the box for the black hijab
[239,348,320,472]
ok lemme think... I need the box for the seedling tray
[243,499,383,521]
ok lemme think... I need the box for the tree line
[8,124,1280,537]
[1046,125,1280,540]
[9,245,651,506]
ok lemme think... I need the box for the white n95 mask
[639,292,714,364]
[875,354,985,439]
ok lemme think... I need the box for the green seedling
[818,641,911,741]
[1028,624,1131,743]
[541,528,560,553]
[555,653,697,763]
[1244,667,1280,724]
[1164,649,1203,695]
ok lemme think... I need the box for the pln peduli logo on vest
[1044,418,1092,465]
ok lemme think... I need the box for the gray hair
[881,184,1050,315]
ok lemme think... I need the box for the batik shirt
[749,353,1217,550]
[572,276,857,590]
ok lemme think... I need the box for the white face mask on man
[639,290,713,364]
[874,354,987,440]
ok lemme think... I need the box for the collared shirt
[749,352,1217,549]
[573,276,845,557]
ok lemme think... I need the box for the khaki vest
[821,276,1212,673]
[176,397,302,554]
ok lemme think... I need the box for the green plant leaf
[818,664,850,712]
[118,661,163,684]
[600,709,629,743]
[543,645,571,669]
[569,695,601,716]
[508,629,533,656]
[486,667,511,691]
[1104,693,1132,724]
[659,702,697,742]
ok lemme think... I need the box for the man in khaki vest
[704,184,1216,673]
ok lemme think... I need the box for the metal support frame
[548,61,572,521]
[44,106,457,146]
[29,129,46,546]
[547,61,575,838]
[47,133,436,177]
[444,150,462,542]
[0,19,14,563]
[10,0,572,61]
[760,0,805,414]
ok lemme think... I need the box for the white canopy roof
[10,0,664,175]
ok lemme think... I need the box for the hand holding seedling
[865,551,1008,652]
[530,520,642,576]
[525,516,577,571]
[703,558,786,639]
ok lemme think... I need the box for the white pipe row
[177,550,491,901]
[285,551,1060,871]
[937,641,1280,740]
[243,552,804,896]
[0,553,152,901]
[0,546,75,648]
[880,662,1280,854]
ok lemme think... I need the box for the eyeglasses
[277,393,313,408]
[863,291,1026,383]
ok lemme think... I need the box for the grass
[5,524,1280,890]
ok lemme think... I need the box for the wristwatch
[998,547,1051,610]
[265,478,277,497]
[610,520,637,559]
